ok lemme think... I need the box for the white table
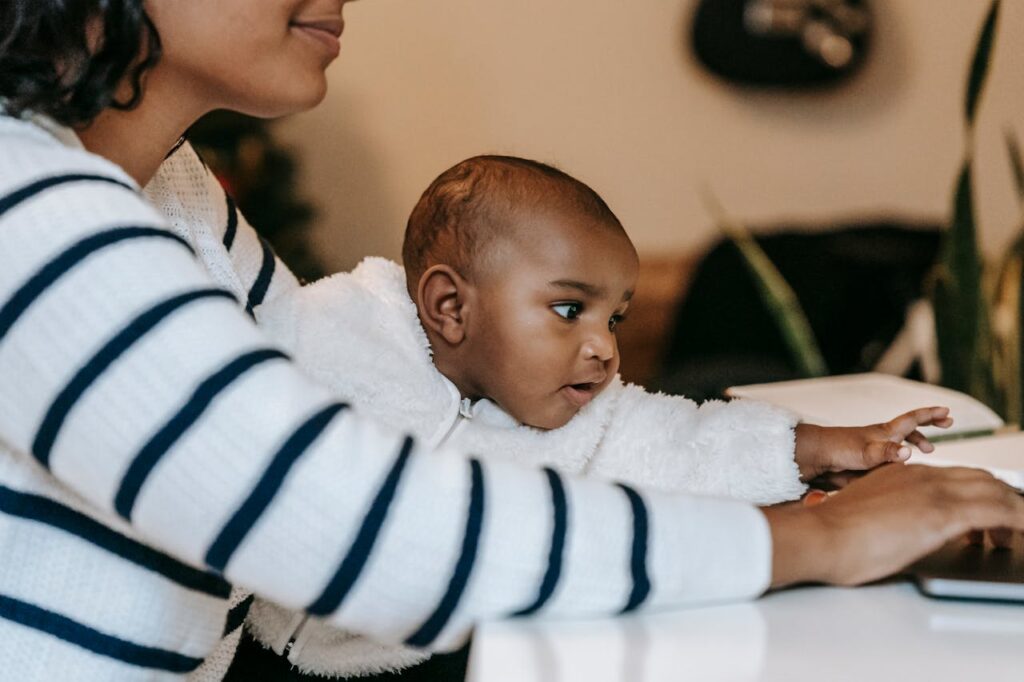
[467,581,1024,681]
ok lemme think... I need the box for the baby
[237,155,950,679]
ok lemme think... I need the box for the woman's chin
[240,83,328,118]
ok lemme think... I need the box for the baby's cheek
[607,351,621,376]
[530,402,575,431]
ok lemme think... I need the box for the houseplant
[712,0,1024,425]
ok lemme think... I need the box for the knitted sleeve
[0,133,773,652]
[585,384,807,506]
[141,142,299,310]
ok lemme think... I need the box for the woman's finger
[803,489,830,507]
[989,527,1014,549]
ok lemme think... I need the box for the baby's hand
[794,406,953,482]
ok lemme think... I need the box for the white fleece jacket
[246,257,806,677]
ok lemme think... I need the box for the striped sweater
[0,113,773,681]
[241,257,803,678]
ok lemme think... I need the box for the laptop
[909,531,1024,604]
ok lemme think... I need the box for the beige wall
[276,0,1024,273]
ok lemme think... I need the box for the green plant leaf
[932,160,997,406]
[991,224,1024,423]
[701,189,827,378]
[1005,126,1024,202]
[1019,254,1024,425]
[965,0,1000,128]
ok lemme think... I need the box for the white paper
[726,373,1004,437]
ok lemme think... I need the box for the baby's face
[462,210,638,429]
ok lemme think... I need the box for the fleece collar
[256,256,621,472]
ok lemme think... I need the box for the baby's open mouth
[560,381,601,408]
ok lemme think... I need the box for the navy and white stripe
[616,484,651,613]
[215,188,280,319]
[405,458,486,648]
[0,595,204,673]
[511,467,568,617]
[205,401,349,572]
[222,195,239,251]
[0,485,230,598]
[0,481,231,676]
[0,173,134,218]
[114,348,290,520]
[307,435,414,615]
[244,236,277,317]
[0,227,193,343]
[31,288,237,468]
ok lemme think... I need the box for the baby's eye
[552,302,583,320]
[609,314,626,332]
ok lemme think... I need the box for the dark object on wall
[691,0,871,87]
[189,112,323,282]
[653,221,941,401]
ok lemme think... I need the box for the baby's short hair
[402,155,623,295]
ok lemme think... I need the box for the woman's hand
[794,406,953,482]
[762,463,1024,588]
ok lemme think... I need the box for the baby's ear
[417,265,468,345]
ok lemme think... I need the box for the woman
[1,2,1022,681]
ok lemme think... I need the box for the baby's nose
[582,330,616,363]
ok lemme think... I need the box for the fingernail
[803,490,829,507]
[897,446,911,460]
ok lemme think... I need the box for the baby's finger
[904,430,935,453]
[890,406,950,432]
[863,440,911,467]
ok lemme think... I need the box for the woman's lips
[290,19,344,57]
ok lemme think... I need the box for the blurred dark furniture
[650,220,942,401]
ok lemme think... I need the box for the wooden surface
[615,255,697,386]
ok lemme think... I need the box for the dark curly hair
[0,1,161,127]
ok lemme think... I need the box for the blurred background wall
[274,0,1024,273]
